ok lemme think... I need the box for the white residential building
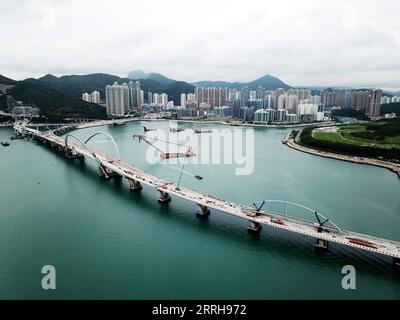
[180,93,187,108]
[105,82,126,116]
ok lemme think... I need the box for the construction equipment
[112,120,126,127]
[241,201,266,217]
[143,126,157,132]
[133,135,195,159]
[170,127,185,133]
[176,165,185,191]
[195,128,212,134]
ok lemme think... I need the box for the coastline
[282,131,400,178]
[2,116,336,130]
[139,118,337,129]
[10,117,399,179]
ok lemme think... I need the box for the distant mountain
[127,69,175,85]
[0,73,195,119]
[37,73,194,105]
[247,75,291,90]
[193,74,291,90]
[0,74,17,95]
[37,73,127,98]
[383,90,400,96]
[0,74,17,85]
[0,78,108,120]
[192,80,244,89]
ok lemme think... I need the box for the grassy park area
[312,122,400,149]
[299,119,400,162]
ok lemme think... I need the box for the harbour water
[0,121,399,299]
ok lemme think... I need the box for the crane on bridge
[133,135,195,159]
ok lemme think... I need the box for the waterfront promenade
[282,131,400,178]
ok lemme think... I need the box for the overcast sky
[1,0,400,90]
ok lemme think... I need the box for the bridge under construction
[14,124,400,267]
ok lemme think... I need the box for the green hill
[127,69,175,84]
[36,73,194,104]
[0,79,107,121]
[0,73,195,120]
[0,74,17,85]
[381,103,400,116]
[193,74,291,90]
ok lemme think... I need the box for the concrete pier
[98,165,121,179]
[248,221,262,233]
[315,239,329,252]
[196,204,210,217]
[158,191,171,203]
[127,178,143,191]
[64,148,84,160]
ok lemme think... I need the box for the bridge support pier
[64,148,84,160]
[248,221,262,233]
[158,191,171,203]
[393,257,400,268]
[127,178,143,191]
[315,239,329,252]
[196,204,210,217]
[98,165,120,179]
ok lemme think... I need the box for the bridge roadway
[15,125,400,265]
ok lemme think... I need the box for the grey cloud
[0,0,399,90]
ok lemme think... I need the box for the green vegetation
[0,74,17,85]
[127,69,175,84]
[0,73,195,121]
[159,81,195,104]
[380,102,400,116]
[301,119,400,162]
[193,74,291,90]
[0,114,13,123]
[36,73,194,105]
[331,108,367,120]
[0,80,108,121]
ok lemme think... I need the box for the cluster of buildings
[381,95,400,105]
[105,81,144,116]
[149,87,328,123]
[5,96,40,118]
[100,79,395,122]
[81,91,101,104]
[172,87,387,122]
[148,92,169,107]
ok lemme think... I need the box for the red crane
[133,135,195,159]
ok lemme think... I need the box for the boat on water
[194,129,212,134]
[195,175,203,180]
[170,127,184,133]
[143,126,157,132]
[113,121,126,127]
[1,141,10,147]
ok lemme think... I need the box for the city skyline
[101,78,397,122]
[1,0,400,90]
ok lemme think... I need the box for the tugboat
[195,175,203,180]
[1,141,10,147]
[170,127,184,133]
[195,129,212,134]
[143,126,157,132]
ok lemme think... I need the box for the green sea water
[0,121,399,299]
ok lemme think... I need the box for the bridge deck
[15,125,400,260]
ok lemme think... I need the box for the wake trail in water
[162,164,196,177]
